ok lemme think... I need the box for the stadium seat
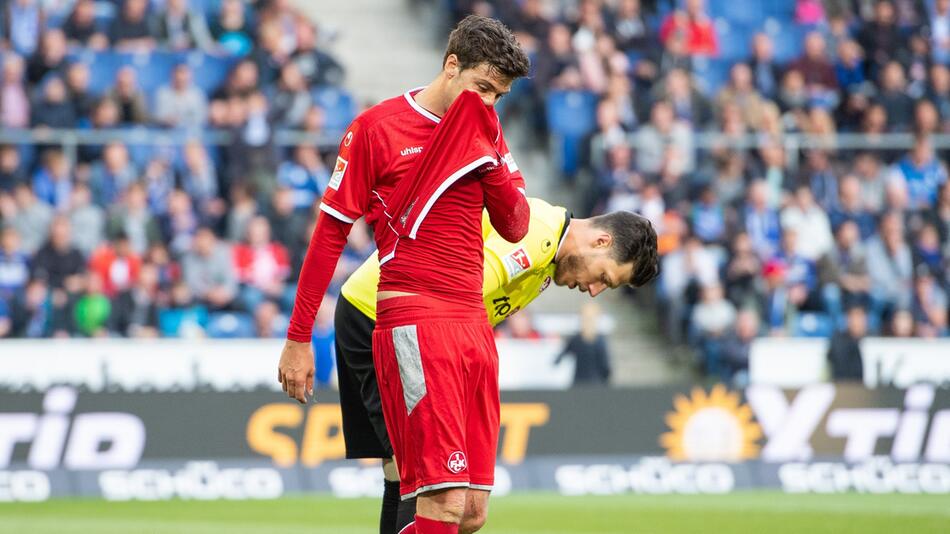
[692,58,733,95]
[130,52,181,95]
[74,51,126,95]
[709,0,765,27]
[715,19,756,61]
[545,90,598,178]
[793,312,835,338]
[187,52,239,94]
[766,19,808,63]
[762,1,796,19]
[206,312,256,338]
[312,86,357,134]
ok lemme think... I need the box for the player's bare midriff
[377,290,418,301]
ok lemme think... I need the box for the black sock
[380,480,401,534]
[395,495,418,533]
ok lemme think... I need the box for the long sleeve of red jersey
[482,164,529,243]
[286,212,351,342]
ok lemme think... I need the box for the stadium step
[291,0,445,104]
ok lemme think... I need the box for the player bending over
[337,197,659,533]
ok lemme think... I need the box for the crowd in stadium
[457,0,950,380]
[3,0,950,384]
[0,0,357,340]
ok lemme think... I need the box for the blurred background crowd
[1,0,949,386]
[454,0,950,383]
[0,0,362,341]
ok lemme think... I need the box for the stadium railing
[0,128,340,163]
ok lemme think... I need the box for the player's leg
[381,459,401,534]
[334,297,400,534]
[415,488,466,520]
[458,489,490,534]
[373,309,473,534]
[458,322,502,533]
[395,467,418,532]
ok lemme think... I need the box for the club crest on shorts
[447,451,467,474]
[502,247,532,280]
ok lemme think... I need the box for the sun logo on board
[659,384,762,462]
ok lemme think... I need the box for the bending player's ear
[595,233,612,249]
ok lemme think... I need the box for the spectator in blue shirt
[912,223,945,286]
[276,145,329,211]
[829,174,878,239]
[889,135,948,210]
[774,228,819,299]
[6,0,42,56]
[0,226,30,300]
[691,187,726,245]
[158,280,208,338]
[32,149,73,211]
[834,39,866,92]
[0,293,10,337]
[90,143,138,206]
[743,180,782,260]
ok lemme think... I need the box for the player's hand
[278,339,315,404]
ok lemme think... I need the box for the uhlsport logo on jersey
[502,248,532,280]
[328,156,348,191]
[447,451,467,474]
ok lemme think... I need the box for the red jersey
[287,88,523,341]
[378,90,529,308]
[321,88,522,233]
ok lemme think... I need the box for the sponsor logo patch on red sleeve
[327,156,348,191]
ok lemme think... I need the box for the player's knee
[382,458,400,482]
[459,507,488,534]
[417,487,466,523]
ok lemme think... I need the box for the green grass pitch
[2,492,948,533]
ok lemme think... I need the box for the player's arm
[482,159,529,243]
[280,121,373,403]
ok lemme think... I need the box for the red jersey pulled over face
[375,91,526,307]
[320,89,524,305]
[286,87,524,342]
[320,89,522,253]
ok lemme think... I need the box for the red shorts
[372,295,500,500]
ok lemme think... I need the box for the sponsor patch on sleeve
[328,156,348,191]
[502,247,532,280]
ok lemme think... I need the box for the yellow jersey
[340,197,569,326]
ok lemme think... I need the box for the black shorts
[335,295,393,459]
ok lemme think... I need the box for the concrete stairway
[291,0,446,103]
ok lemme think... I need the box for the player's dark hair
[591,211,660,288]
[444,15,530,80]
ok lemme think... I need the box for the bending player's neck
[413,78,449,118]
[555,219,581,263]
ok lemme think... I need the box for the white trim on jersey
[319,203,356,224]
[403,87,441,124]
[401,481,471,501]
[554,219,571,261]
[379,240,397,266]
[408,155,498,239]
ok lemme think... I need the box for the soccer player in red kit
[278,16,530,534]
